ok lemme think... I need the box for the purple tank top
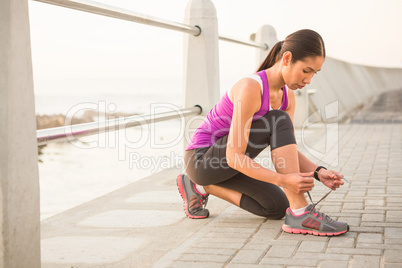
[186,70,289,150]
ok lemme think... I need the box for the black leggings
[184,110,296,219]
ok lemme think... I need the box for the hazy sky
[28,0,402,95]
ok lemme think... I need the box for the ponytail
[256,29,325,72]
[256,41,283,71]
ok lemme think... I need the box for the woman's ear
[282,51,292,66]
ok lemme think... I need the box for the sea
[35,67,257,220]
[36,77,191,220]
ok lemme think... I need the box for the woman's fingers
[284,173,315,194]
[297,175,314,193]
[301,175,314,185]
[300,172,314,177]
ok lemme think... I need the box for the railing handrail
[33,0,201,36]
[33,0,268,145]
[219,34,268,50]
[37,106,202,146]
[32,0,268,50]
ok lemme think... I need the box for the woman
[177,29,349,236]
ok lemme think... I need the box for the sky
[28,0,402,97]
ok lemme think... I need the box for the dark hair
[257,29,325,71]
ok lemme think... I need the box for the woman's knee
[264,110,296,150]
[266,110,294,132]
[248,204,286,220]
[262,199,289,220]
[265,207,287,220]
[240,193,289,219]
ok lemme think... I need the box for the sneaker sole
[282,224,349,236]
[176,174,208,219]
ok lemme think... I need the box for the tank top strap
[256,70,270,112]
[280,85,289,111]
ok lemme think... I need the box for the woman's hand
[318,169,345,190]
[282,172,315,194]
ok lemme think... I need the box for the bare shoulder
[229,78,261,111]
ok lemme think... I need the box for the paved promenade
[41,89,402,267]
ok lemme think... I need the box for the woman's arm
[226,80,312,192]
[286,89,344,189]
[226,79,284,186]
[298,151,318,172]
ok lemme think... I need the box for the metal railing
[34,0,268,145]
[33,0,268,49]
[219,34,268,50]
[37,106,202,145]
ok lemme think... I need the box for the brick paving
[163,89,402,268]
[40,89,402,267]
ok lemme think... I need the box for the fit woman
[177,29,349,236]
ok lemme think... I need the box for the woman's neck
[265,63,285,92]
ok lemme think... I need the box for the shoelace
[307,190,331,211]
[201,195,208,208]
[307,174,349,212]
[196,194,208,210]
[192,196,208,213]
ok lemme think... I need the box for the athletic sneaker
[282,204,349,236]
[176,174,209,219]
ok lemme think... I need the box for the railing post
[182,0,220,147]
[183,0,220,112]
[254,25,278,68]
[0,0,41,267]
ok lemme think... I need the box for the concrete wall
[306,57,402,124]
[254,25,402,127]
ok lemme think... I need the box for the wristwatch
[314,166,327,181]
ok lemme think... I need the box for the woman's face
[282,54,325,90]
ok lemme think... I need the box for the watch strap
[314,166,327,181]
